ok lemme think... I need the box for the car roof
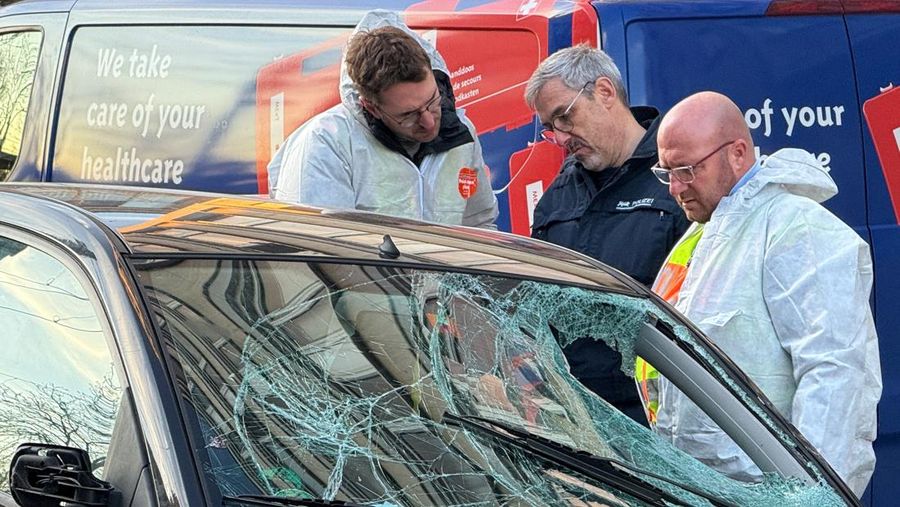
[0,184,641,294]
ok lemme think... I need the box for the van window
[0,30,41,181]
[52,25,349,194]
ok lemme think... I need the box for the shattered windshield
[134,258,842,506]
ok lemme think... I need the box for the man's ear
[593,77,617,106]
[731,138,752,171]
[360,97,382,119]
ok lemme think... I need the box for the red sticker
[458,167,478,199]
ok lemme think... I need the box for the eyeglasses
[539,81,593,145]
[379,90,442,128]
[651,140,737,184]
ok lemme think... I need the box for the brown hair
[345,26,432,102]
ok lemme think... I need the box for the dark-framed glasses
[379,90,442,128]
[651,140,737,184]
[539,81,593,145]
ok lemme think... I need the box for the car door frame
[0,188,207,506]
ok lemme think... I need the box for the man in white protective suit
[649,91,882,498]
[268,10,498,228]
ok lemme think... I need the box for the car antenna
[379,234,400,259]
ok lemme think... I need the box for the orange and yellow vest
[636,223,704,426]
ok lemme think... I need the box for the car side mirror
[9,443,113,507]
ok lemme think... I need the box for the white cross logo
[519,0,539,16]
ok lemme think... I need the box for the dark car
[0,184,854,506]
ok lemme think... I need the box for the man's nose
[554,130,573,147]
[418,109,437,129]
[668,177,687,197]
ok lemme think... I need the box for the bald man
[649,92,881,497]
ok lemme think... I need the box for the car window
[0,235,123,489]
[135,257,843,506]
[52,25,347,194]
[0,30,41,181]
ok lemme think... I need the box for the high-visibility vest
[653,222,705,305]
[635,355,660,425]
[636,223,704,426]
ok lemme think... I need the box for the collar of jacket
[630,106,661,161]
[364,70,474,166]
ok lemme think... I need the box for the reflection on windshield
[136,259,841,506]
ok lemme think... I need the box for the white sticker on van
[519,0,539,16]
[743,98,845,138]
[270,92,285,157]
[525,180,544,227]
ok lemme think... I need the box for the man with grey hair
[525,44,688,425]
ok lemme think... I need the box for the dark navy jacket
[531,107,690,424]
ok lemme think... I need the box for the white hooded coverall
[656,149,882,497]
[268,11,498,228]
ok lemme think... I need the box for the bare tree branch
[0,371,120,490]
[0,31,39,162]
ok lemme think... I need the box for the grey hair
[525,44,628,108]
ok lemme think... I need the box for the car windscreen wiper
[222,494,367,507]
[442,413,738,507]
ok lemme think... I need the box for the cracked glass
[135,258,843,506]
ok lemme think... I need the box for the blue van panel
[622,15,866,229]
[846,13,900,507]
[847,14,900,228]
[595,2,895,505]
[547,13,573,55]
[595,0,770,21]
[869,229,900,505]
[478,123,540,232]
